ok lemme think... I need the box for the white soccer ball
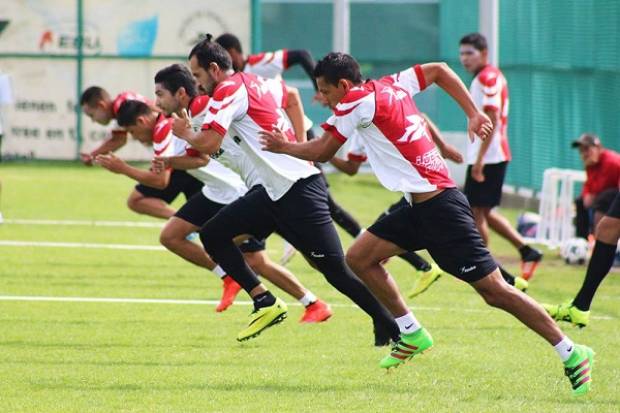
[560,238,589,265]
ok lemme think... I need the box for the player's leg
[200,186,286,341]
[127,188,175,219]
[326,191,363,238]
[544,194,620,327]
[274,175,399,345]
[242,242,332,323]
[471,206,491,245]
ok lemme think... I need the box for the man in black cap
[572,133,620,238]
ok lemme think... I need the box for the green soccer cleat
[564,344,595,396]
[514,276,529,292]
[237,297,288,342]
[379,327,433,369]
[542,302,590,328]
[408,263,443,298]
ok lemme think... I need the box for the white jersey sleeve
[322,88,375,143]
[201,79,248,136]
[380,64,427,98]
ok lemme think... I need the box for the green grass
[0,161,619,412]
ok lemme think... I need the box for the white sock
[356,228,367,238]
[554,336,575,362]
[213,265,227,278]
[395,312,421,334]
[299,291,317,307]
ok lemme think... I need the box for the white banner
[0,0,249,160]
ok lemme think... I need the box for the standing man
[459,33,543,280]
[261,52,594,395]
[173,36,399,344]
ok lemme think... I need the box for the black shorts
[202,174,344,260]
[368,188,498,282]
[135,169,203,204]
[606,192,620,219]
[464,161,508,208]
[593,188,619,214]
[174,191,266,253]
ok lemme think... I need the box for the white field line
[4,218,163,228]
[0,295,615,320]
[0,240,165,251]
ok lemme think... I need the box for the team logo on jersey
[210,148,226,159]
[232,135,242,145]
[396,114,430,144]
[380,86,408,105]
[414,147,447,172]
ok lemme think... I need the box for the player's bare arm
[171,111,225,155]
[421,113,463,164]
[152,154,209,172]
[95,153,170,189]
[329,156,363,176]
[260,127,342,162]
[284,86,307,142]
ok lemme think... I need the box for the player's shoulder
[189,95,210,117]
[247,50,283,66]
[212,74,245,101]
[152,115,173,144]
[477,65,502,87]
[112,91,147,115]
[334,84,374,116]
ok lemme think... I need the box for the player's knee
[595,217,620,244]
[244,252,265,274]
[159,228,177,249]
[345,247,367,272]
[126,194,142,213]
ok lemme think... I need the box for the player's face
[316,77,348,109]
[190,55,216,96]
[154,83,180,116]
[459,45,485,73]
[579,145,602,167]
[125,117,152,144]
[82,102,112,126]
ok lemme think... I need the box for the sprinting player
[216,33,364,263]
[81,86,201,220]
[172,36,399,344]
[260,52,594,395]
[459,33,543,280]
[150,64,331,321]
[544,192,620,328]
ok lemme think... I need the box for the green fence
[259,0,620,191]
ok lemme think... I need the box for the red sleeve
[413,64,427,91]
[282,49,289,69]
[321,123,347,143]
[186,148,201,157]
[153,118,172,144]
[347,153,367,162]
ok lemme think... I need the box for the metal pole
[333,0,350,53]
[478,0,499,65]
[251,0,262,53]
[75,0,84,159]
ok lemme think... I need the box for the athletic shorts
[464,161,508,208]
[606,192,620,219]
[368,188,498,283]
[174,191,266,253]
[593,188,619,214]
[135,169,203,204]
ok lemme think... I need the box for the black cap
[571,133,601,148]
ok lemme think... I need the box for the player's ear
[339,78,351,93]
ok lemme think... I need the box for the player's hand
[80,152,94,166]
[171,109,192,139]
[312,91,329,107]
[95,153,126,174]
[467,111,493,142]
[151,156,169,174]
[259,126,289,153]
[471,162,485,182]
[439,143,463,164]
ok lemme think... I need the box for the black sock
[254,291,276,310]
[572,240,616,311]
[518,245,532,258]
[327,194,363,238]
[498,265,515,285]
[398,251,432,272]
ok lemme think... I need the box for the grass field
[0,161,618,412]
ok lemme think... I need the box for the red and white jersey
[152,113,246,205]
[244,49,288,80]
[322,65,455,195]
[346,133,368,163]
[109,91,149,134]
[467,64,511,165]
[202,72,319,201]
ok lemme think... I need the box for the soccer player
[216,33,364,261]
[543,192,620,327]
[459,33,543,280]
[260,52,594,395]
[80,86,202,220]
[150,63,331,321]
[172,36,399,344]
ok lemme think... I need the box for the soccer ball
[516,212,540,238]
[560,238,589,265]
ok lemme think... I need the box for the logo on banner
[117,16,158,56]
[38,21,101,53]
[178,11,229,46]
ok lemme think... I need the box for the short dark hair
[116,100,151,127]
[314,52,362,86]
[80,86,109,107]
[459,33,488,51]
[215,33,243,54]
[188,33,232,71]
[154,64,197,97]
